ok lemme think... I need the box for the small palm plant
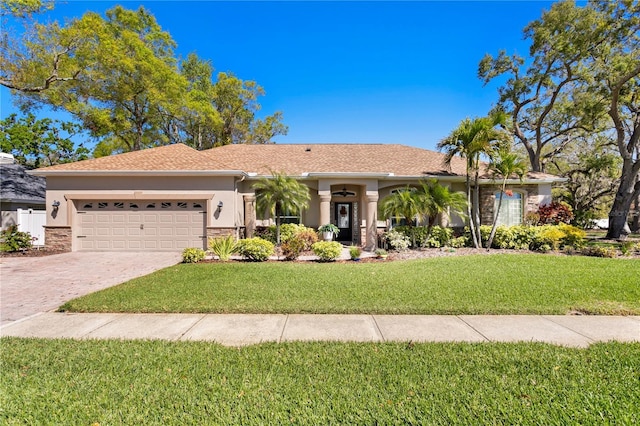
[485,145,527,249]
[253,171,311,244]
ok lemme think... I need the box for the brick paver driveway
[0,252,181,326]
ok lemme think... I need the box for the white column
[319,193,331,226]
[243,195,256,238]
[365,193,379,251]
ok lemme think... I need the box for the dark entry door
[335,202,352,242]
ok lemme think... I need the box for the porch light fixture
[334,186,355,197]
[217,201,224,210]
[52,200,60,210]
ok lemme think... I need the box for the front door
[335,202,352,242]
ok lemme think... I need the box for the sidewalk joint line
[370,315,386,342]
[540,315,595,343]
[279,314,290,343]
[177,313,208,341]
[456,315,491,342]
[81,313,120,338]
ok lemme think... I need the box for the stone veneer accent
[480,185,539,225]
[44,226,72,252]
[206,227,237,240]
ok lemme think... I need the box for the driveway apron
[0,252,181,326]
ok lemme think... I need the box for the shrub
[182,247,206,263]
[374,248,387,257]
[256,224,316,246]
[558,223,586,249]
[208,235,237,261]
[349,245,361,260]
[537,226,565,251]
[0,226,33,252]
[620,241,635,256]
[449,236,468,248]
[536,201,574,225]
[384,229,410,251]
[312,241,342,262]
[296,228,318,251]
[421,226,454,248]
[236,238,275,261]
[581,246,617,258]
[281,236,306,261]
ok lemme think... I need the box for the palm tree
[417,179,467,235]
[380,186,422,247]
[253,171,310,244]
[485,146,527,249]
[437,111,510,248]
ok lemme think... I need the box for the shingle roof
[204,144,470,177]
[0,164,46,203]
[32,143,215,172]
[31,143,561,181]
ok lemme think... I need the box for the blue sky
[0,1,556,151]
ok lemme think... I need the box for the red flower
[504,190,513,197]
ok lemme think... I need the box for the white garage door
[76,200,206,251]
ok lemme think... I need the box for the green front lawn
[61,254,640,315]
[2,338,638,425]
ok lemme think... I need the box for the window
[278,207,302,224]
[495,191,523,226]
[177,202,187,209]
[98,202,108,209]
[82,203,93,209]
[129,203,139,209]
[193,203,203,209]
[114,202,124,209]
[161,202,172,209]
[146,203,156,209]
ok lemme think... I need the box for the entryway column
[365,193,378,251]
[243,195,256,238]
[319,193,331,226]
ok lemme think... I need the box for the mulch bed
[0,249,69,258]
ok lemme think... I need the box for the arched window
[495,191,523,226]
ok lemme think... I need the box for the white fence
[17,208,46,246]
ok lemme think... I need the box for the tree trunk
[631,174,640,233]
[465,173,479,248]
[606,163,640,239]
[487,182,507,250]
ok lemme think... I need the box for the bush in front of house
[258,223,316,245]
[311,241,342,262]
[182,247,206,263]
[208,235,237,262]
[478,224,586,252]
[0,226,33,252]
[581,246,617,258]
[235,237,275,262]
[535,201,574,225]
[423,226,454,248]
[383,229,411,251]
[281,236,306,260]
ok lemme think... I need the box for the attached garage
[75,200,206,251]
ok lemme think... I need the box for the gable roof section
[0,163,46,203]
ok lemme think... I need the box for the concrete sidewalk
[2,312,638,348]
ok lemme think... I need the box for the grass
[2,338,639,425]
[60,254,640,315]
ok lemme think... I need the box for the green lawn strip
[60,254,640,315]
[1,338,638,425]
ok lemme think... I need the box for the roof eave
[29,170,249,177]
